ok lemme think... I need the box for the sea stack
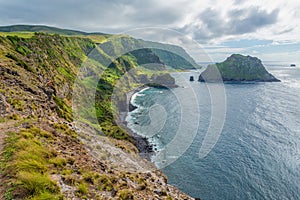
[199,54,280,82]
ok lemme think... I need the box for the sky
[0,0,299,63]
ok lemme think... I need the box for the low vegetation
[0,28,194,199]
[1,127,61,199]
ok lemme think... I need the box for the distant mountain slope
[1,25,199,70]
[0,24,109,36]
[199,54,280,82]
[141,40,200,70]
[97,36,200,70]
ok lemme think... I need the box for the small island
[199,54,280,82]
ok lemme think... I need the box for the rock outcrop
[199,54,280,82]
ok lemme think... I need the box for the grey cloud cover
[0,0,297,46]
[184,6,279,41]
[0,0,185,32]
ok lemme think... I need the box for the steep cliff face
[0,32,194,199]
[141,40,200,70]
[199,54,280,82]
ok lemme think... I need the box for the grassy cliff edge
[0,31,195,199]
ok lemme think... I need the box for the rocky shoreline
[117,86,155,161]
[118,83,179,161]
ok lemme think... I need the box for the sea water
[126,64,300,200]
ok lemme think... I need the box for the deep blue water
[126,65,300,200]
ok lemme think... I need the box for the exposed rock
[129,102,138,112]
[0,94,10,115]
[199,54,280,82]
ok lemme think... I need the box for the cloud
[0,0,188,32]
[0,0,299,62]
[181,6,279,42]
[228,7,279,34]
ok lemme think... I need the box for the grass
[57,66,75,81]
[0,32,35,38]
[17,171,58,195]
[119,189,134,200]
[49,157,67,168]
[97,174,114,191]
[29,191,63,200]
[6,52,35,72]
[53,96,73,122]
[77,182,89,195]
[0,126,62,199]
[8,114,19,120]
[4,187,14,200]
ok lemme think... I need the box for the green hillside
[0,29,193,199]
[0,24,101,36]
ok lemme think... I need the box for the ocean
[126,64,300,200]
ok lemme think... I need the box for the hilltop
[0,24,107,36]
[199,54,280,82]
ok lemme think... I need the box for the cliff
[199,54,280,82]
[0,28,194,199]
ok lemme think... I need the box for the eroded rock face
[199,54,280,82]
[0,94,10,116]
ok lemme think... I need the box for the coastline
[117,83,178,160]
[118,86,154,161]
